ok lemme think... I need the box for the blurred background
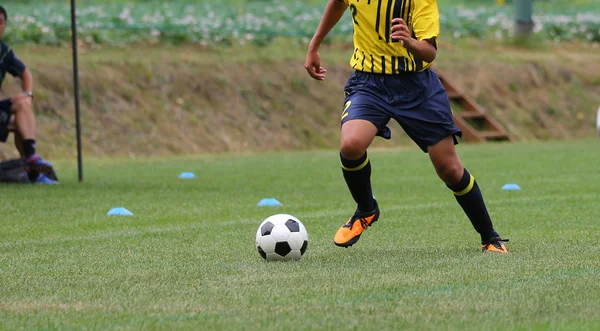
[1,0,598,159]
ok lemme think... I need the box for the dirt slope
[0,41,598,159]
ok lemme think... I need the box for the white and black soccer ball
[255,214,308,261]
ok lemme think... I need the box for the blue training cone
[502,184,521,191]
[107,207,134,216]
[257,198,282,207]
[178,172,196,179]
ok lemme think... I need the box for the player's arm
[305,0,348,80]
[19,69,33,97]
[390,18,437,63]
[7,49,33,102]
[308,0,347,53]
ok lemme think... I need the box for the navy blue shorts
[0,98,12,143]
[341,68,461,152]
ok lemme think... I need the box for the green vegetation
[3,0,599,46]
[1,140,599,329]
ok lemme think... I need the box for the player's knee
[12,99,33,114]
[340,136,367,159]
[435,161,463,184]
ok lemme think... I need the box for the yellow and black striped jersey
[342,0,440,74]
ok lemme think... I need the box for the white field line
[1,193,597,249]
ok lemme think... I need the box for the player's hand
[304,50,327,81]
[11,93,32,104]
[390,18,413,48]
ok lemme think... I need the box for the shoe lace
[343,213,370,230]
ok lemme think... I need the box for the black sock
[23,139,36,158]
[447,168,499,241]
[341,152,375,212]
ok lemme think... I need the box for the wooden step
[436,69,511,142]
[478,131,510,140]
[446,91,462,100]
[457,111,485,119]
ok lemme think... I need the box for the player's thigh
[395,89,461,153]
[340,93,389,155]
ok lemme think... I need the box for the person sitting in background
[0,6,56,184]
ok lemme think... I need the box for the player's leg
[427,137,507,253]
[11,97,53,173]
[11,97,36,157]
[340,119,378,212]
[392,68,507,253]
[8,116,25,158]
[335,119,381,247]
[0,101,50,183]
[334,72,391,247]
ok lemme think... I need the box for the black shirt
[0,41,26,89]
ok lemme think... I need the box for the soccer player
[0,6,55,184]
[304,0,508,253]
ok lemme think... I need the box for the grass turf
[1,139,599,329]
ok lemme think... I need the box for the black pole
[70,0,83,182]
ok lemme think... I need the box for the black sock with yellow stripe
[341,152,375,212]
[447,168,499,241]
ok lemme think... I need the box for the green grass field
[1,140,599,329]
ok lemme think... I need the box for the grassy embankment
[1,39,598,159]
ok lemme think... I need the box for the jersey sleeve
[411,0,440,46]
[5,49,26,77]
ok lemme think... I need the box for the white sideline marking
[1,193,597,249]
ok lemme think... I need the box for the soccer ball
[255,214,308,261]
